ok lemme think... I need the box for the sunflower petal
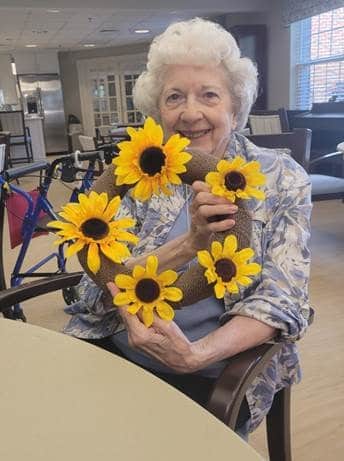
[197,250,214,268]
[227,281,239,293]
[158,269,178,286]
[237,275,254,286]
[240,262,262,276]
[211,241,223,260]
[101,242,130,263]
[223,235,238,257]
[102,195,121,221]
[156,301,175,321]
[127,302,142,315]
[146,255,158,276]
[163,287,183,302]
[87,242,100,274]
[205,171,221,186]
[142,306,154,327]
[65,240,85,258]
[214,282,226,299]
[114,292,132,306]
[205,268,217,283]
[234,248,254,263]
[133,178,152,201]
[115,274,136,289]
[245,186,266,200]
[133,265,145,279]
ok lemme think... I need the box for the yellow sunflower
[48,191,139,274]
[113,116,192,201]
[113,255,183,327]
[205,156,266,203]
[197,235,261,299]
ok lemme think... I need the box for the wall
[58,43,149,125]
[59,1,291,123]
[13,50,60,75]
[224,2,291,109]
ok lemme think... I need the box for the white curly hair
[133,17,258,131]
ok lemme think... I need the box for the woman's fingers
[192,180,210,193]
[192,191,235,208]
[207,218,236,232]
[198,203,237,218]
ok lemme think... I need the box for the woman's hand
[107,283,199,373]
[187,180,237,251]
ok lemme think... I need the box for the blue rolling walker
[0,150,106,321]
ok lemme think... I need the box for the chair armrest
[207,343,282,429]
[310,151,344,167]
[0,272,83,312]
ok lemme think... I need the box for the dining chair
[78,135,97,152]
[0,111,33,165]
[248,108,290,135]
[247,128,344,201]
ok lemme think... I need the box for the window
[292,7,344,109]
[90,72,142,130]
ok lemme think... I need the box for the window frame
[291,7,344,109]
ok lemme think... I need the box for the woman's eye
[166,93,181,103]
[204,91,219,100]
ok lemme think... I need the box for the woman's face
[159,64,236,158]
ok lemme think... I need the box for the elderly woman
[64,18,312,437]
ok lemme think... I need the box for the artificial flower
[205,156,266,202]
[113,117,191,201]
[197,235,261,299]
[48,191,139,274]
[113,255,183,327]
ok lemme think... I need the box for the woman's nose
[179,99,203,123]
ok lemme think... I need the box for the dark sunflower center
[224,171,246,191]
[135,278,161,303]
[214,258,237,282]
[81,218,109,240]
[139,147,166,176]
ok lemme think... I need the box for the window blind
[292,7,344,109]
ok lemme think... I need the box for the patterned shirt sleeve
[226,154,312,342]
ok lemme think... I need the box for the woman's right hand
[187,180,237,251]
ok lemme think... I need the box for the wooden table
[0,319,264,461]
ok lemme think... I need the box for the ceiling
[0,0,270,52]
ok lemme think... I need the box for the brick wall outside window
[293,7,344,109]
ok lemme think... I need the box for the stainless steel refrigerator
[18,73,68,154]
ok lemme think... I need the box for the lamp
[10,56,17,76]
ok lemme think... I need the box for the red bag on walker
[6,189,48,249]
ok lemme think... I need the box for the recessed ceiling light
[47,9,60,13]
[134,29,150,34]
[83,44,96,47]
[26,44,38,48]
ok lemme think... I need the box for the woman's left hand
[107,282,199,374]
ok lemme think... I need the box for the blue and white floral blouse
[64,133,312,432]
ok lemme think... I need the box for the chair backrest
[247,128,312,172]
[0,145,6,291]
[0,133,11,169]
[78,135,96,152]
[248,108,290,135]
[0,111,25,136]
[0,144,5,171]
